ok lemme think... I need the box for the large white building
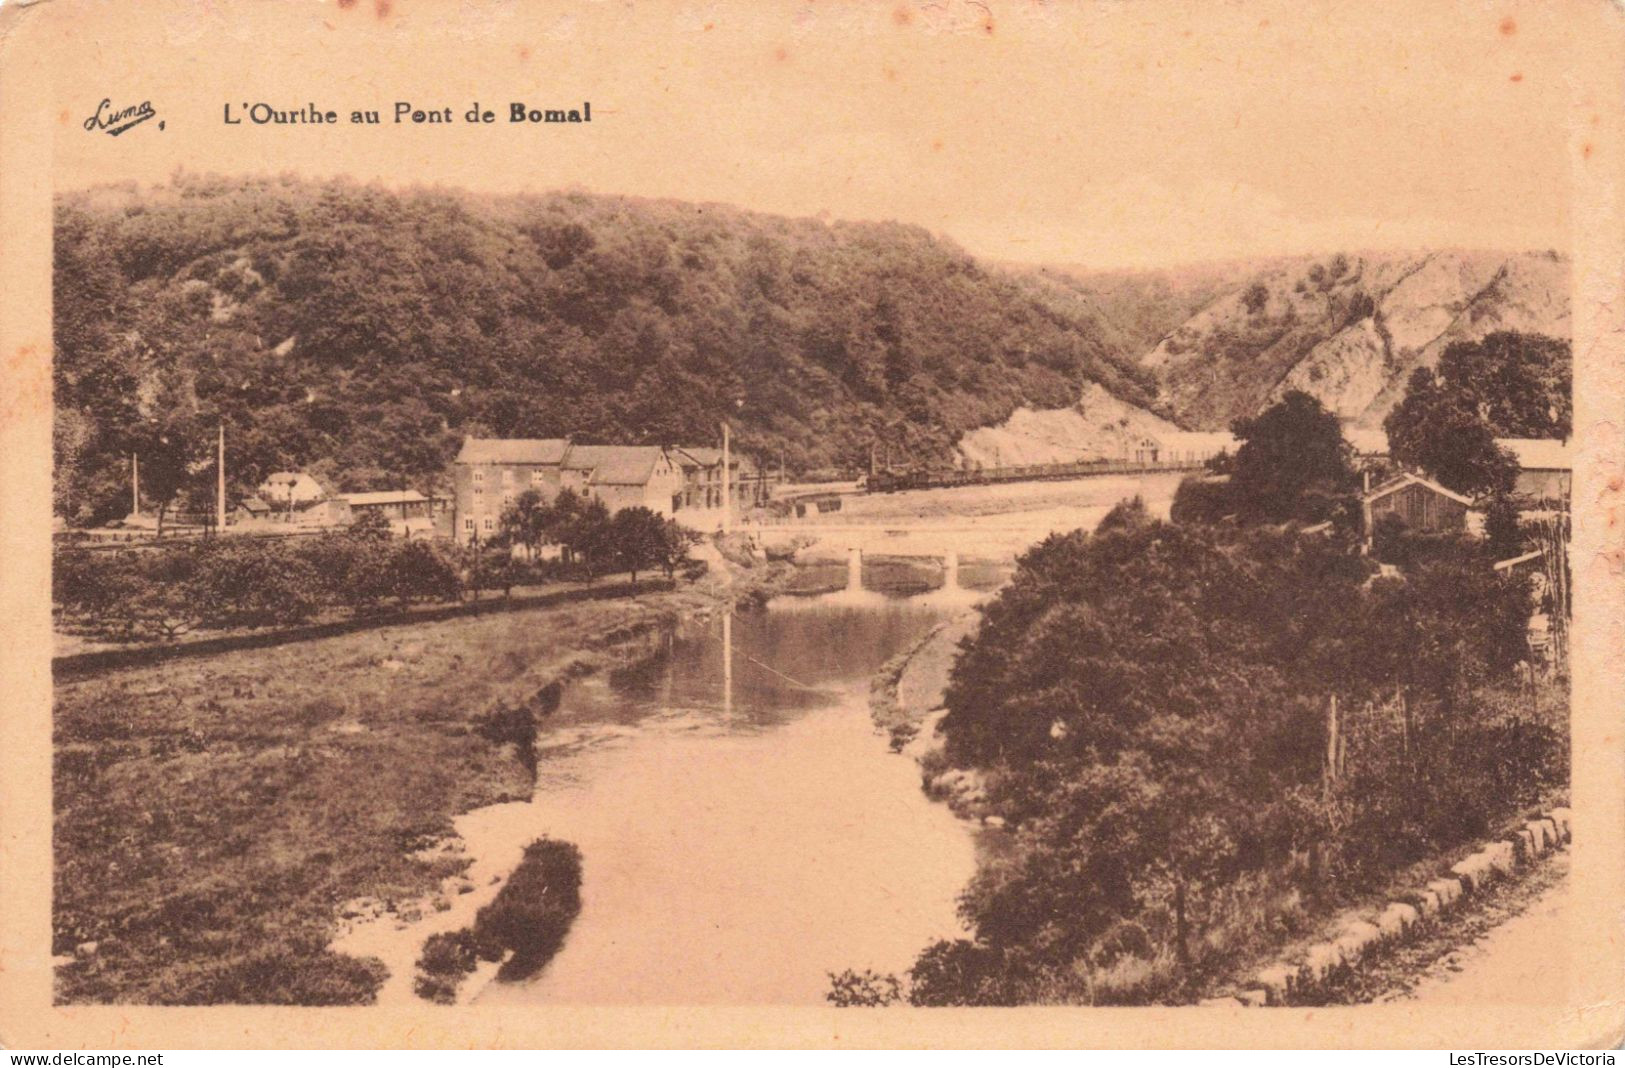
[450,438,686,544]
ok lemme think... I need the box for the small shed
[1363,472,1473,535]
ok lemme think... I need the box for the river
[465,594,977,1005]
[336,473,1179,1005]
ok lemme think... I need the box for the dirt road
[1392,854,1571,1005]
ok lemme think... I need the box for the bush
[413,930,481,1004]
[471,838,583,981]
[1169,476,1232,526]
[388,539,463,605]
[190,538,321,628]
[826,968,904,1007]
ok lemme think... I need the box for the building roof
[338,490,428,506]
[1496,438,1571,471]
[455,438,571,465]
[562,445,670,485]
[239,495,271,512]
[1364,472,1474,507]
[258,471,327,502]
[672,446,759,474]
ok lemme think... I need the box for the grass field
[53,584,712,1004]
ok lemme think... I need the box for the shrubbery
[55,532,467,641]
[473,838,584,980]
[413,838,583,1002]
[899,515,1562,1005]
[55,500,699,643]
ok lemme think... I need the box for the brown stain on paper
[3,345,48,426]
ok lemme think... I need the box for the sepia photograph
[1,0,1622,1051]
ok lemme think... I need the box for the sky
[35,0,1613,268]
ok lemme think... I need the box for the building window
[503,493,514,508]
[463,517,474,531]
[483,517,494,531]
[474,486,483,497]
[472,469,484,483]
[501,468,514,485]
[531,470,546,486]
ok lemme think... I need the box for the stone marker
[1525,820,1549,854]
[1414,888,1442,918]
[1377,902,1417,940]
[1427,877,1464,909]
[1537,818,1559,848]
[1486,841,1516,876]
[1336,920,1383,964]
[1550,808,1572,841]
[1301,942,1344,985]
[1450,854,1490,892]
[1515,828,1538,861]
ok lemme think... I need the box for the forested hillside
[53,175,1156,524]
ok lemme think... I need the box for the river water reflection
[471,594,979,1005]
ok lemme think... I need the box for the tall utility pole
[131,453,140,515]
[216,423,226,533]
[720,421,731,535]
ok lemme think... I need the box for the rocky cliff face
[1142,250,1570,430]
[959,249,1568,466]
[956,383,1181,467]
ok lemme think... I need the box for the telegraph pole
[216,423,226,534]
[720,420,732,534]
[131,453,140,516]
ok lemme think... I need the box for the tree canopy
[1383,331,1570,497]
[1226,390,1355,522]
[922,515,1542,1004]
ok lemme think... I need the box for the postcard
[1,0,1622,1050]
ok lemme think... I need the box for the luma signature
[83,98,162,136]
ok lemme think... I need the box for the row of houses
[449,439,775,543]
[237,439,779,544]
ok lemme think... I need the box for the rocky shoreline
[868,608,1003,827]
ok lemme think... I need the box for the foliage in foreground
[413,838,584,1002]
[890,514,1561,1005]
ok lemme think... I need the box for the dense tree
[923,516,1548,1004]
[1384,367,1519,497]
[499,489,550,559]
[1383,331,1569,497]
[1226,391,1354,521]
[605,506,692,581]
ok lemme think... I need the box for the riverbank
[53,554,791,1004]
[869,609,995,822]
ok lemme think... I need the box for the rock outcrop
[1142,249,1570,430]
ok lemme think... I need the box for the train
[864,457,1209,494]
